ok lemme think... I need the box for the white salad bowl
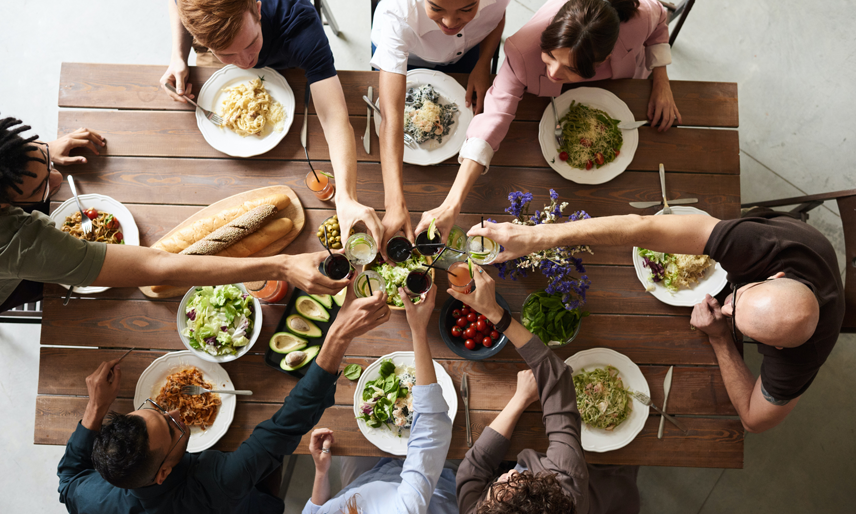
[176,284,262,363]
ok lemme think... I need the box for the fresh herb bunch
[522,291,587,345]
[494,189,592,312]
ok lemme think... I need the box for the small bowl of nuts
[317,215,355,250]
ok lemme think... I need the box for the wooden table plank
[34,396,743,468]
[57,110,738,174]
[59,64,738,127]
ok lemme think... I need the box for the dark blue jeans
[371,43,481,74]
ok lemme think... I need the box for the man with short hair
[470,210,844,433]
[160,0,384,254]
[58,285,391,513]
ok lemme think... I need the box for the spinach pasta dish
[403,84,458,144]
[573,366,632,430]
[557,101,623,170]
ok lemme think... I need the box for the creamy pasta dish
[219,77,285,137]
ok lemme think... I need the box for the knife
[628,198,698,209]
[658,366,673,439]
[300,86,310,151]
[363,86,372,154]
[461,372,472,448]
[618,119,649,130]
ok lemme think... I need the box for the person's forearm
[379,71,406,210]
[310,470,331,506]
[312,77,359,202]
[481,305,532,348]
[441,158,483,211]
[168,0,192,63]
[651,66,669,85]
[709,336,757,421]
[413,330,437,385]
[315,329,352,374]
[487,394,528,439]
[476,14,505,71]
[82,402,108,431]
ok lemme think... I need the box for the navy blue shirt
[255,0,337,84]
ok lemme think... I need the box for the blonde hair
[177,0,260,51]
[340,494,360,514]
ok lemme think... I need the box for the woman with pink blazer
[416,0,680,243]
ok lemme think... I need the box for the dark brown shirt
[704,213,845,400]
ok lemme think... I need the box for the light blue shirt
[303,383,456,514]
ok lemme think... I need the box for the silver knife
[364,86,372,154]
[618,120,649,130]
[550,97,563,147]
[461,372,472,448]
[300,86,310,151]
[658,366,673,439]
[629,198,698,209]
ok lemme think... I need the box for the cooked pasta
[403,84,457,144]
[573,366,632,431]
[558,101,623,170]
[154,367,221,430]
[61,210,124,244]
[219,77,285,137]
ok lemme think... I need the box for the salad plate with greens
[177,284,262,363]
[353,351,457,456]
[366,252,432,310]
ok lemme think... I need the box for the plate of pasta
[134,351,236,453]
[538,87,638,185]
[49,193,140,294]
[196,65,295,158]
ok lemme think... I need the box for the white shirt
[371,0,510,75]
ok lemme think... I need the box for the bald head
[737,278,819,348]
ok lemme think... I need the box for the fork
[180,385,253,396]
[659,163,672,215]
[361,95,417,148]
[550,97,564,147]
[164,83,223,126]
[66,176,92,235]
[629,390,688,433]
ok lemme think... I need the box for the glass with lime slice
[354,270,385,298]
[466,235,500,265]
[345,233,378,266]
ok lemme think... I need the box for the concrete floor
[1,0,855,512]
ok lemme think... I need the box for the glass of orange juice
[305,170,335,201]
[447,260,474,294]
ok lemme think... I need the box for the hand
[446,263,504,323]
[47,128,106,165]
[82,358,123,430]
[466,62,492,115]
[336,197,384,254]
[400,285,436,335]
[308,428,335,475]
[327,279,391,342]
[380,203,414,261]
[160,57,194,103]
[466,221,537,264]
[691,294,731,342]
[512,369,539,407]
[647,69,682,132]
[414,202,460,245]
[282,252,350,296]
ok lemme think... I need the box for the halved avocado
[280,345,321,371]
[269,332,308,354]
[286,314,322,338]
[309,294,333,309]
[296,296,330,322]
[332,287,347,307]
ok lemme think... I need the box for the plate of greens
[365,252,432,310]
[177,284,262,363]
[565,348,649,452]
[521,291,587,348]
[353,351,457,456]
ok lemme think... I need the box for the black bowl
[439,293,511,360]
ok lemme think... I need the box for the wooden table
[35,63,743,468]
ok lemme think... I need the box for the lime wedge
[428,218,437,240]
[319,170,335,179]
[467,257,474,277]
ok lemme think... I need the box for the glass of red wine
[404,267,434,297]
[318,253,355,280]
[386,235,414,263]
[415,229,444,257]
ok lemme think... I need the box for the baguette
[153,193,291,253]
[216,217,293,257]
[180,205,277,256]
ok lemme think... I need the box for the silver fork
[629,390,688,434]
[164,83,223,126]
[180,385,253,396]
[550,97,564,147]
[361,95,417,148]
[66,176,92,235]
[659,163,672,215]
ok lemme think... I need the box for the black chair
[0,301,42,324]
[660,0,696,46]
[742,189,856,333]
[314,0,341,37]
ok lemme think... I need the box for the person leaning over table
[160,0,384,246]
[450,266,640,514]
[301,286,458,514]
[416,0,680,242]
[370,0,508,255]
[466,207,844,433]
[57,284,392,514]
[0,116,348,314]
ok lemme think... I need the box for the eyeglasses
[724,278,775,345]
[139,398,186,482]
[14,144,55,206]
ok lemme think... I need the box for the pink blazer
[462,0,670,166]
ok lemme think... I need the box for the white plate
[374,69,474,166]
[133,351,236,453]
[632,206,728,307]
[196,65,295,158]
[49,193,140,294]
[565,348,649,452]
[538,87,639,185]
[176,284,262,363]
[353,351,458,456]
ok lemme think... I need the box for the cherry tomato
[460,307,471,317]
[456,317,468,328]
[476,320,487,333]
[464,338,476,350]
[613,149,620,157]
[451,326,463,338]
[467,312,477,323]
[558,151,569,161]
[580,138,592,148]
[462,304,470,310]
[115,232,124,242]
[490,330,500,341]
[84,208,98,220]
[477,314,487,322]
[451,309,462,318]
[464,327,476,339]
[482,337,493,348]
[585,160,593,171]
[105,216,119,230]
[595,152,605,165]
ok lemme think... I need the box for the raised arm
[378,70,414,254]
[159,0,195,103]
[466,13,505,114]
[468,213,721,264]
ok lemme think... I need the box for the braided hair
[0,116,44,204]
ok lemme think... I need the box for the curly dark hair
[477,470,575,514]
[92,412,160,489]
[0,116,44,204]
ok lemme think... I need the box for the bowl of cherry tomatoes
[439,294,511,360]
